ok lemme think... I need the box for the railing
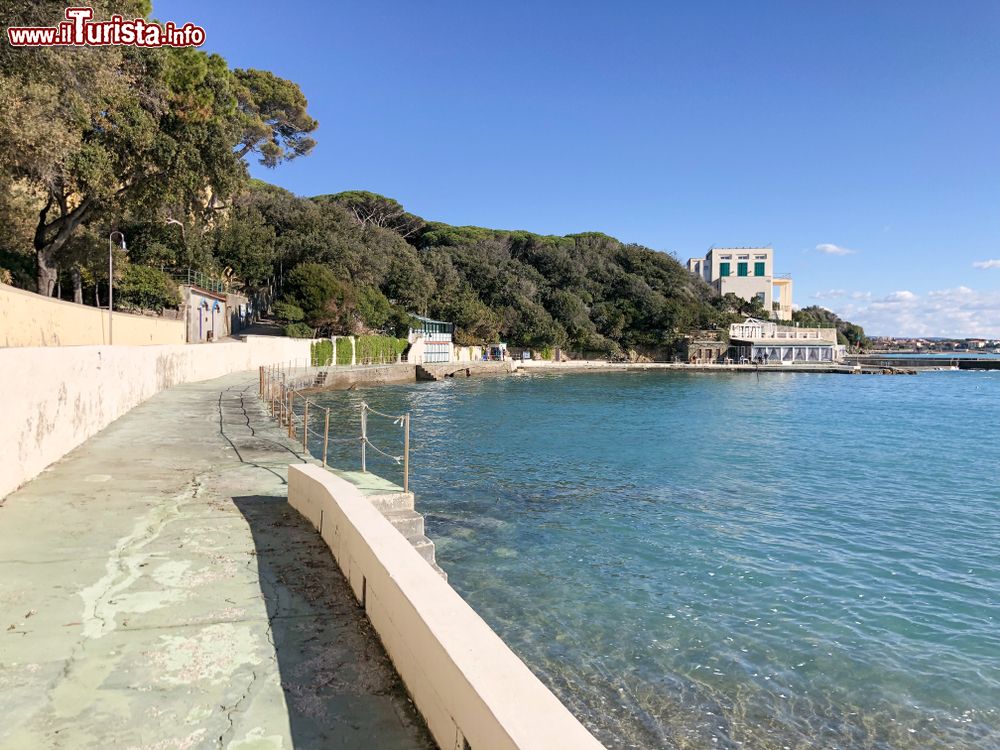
[169,268,231,295]
[258,363,412,493]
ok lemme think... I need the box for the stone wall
[288,465,605,750]
[1,282,186,347]
[0,335,314,498]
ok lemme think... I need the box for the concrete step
[408,534,437,566]
[382,509,424,538]
[367,491,414,512]
[415,365,440,381]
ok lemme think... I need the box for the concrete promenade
[0,372,433,750]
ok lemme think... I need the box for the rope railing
[257,363,412,492]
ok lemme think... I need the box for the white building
[407,315,454,363]
[729,317,845,363]
[688,247,793,321]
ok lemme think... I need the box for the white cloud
[815,243,857,256]
[973,259,1000,270]
[812,289,847,300]
[832,287,1000,337]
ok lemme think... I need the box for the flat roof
[410,314,452,325]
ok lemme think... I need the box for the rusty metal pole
[288,392,295,437]
[303,399,309,452]
[323,408,330,468]
[403,412,410,493]
[360,405,367,472]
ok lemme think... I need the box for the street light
[109,230,126,344]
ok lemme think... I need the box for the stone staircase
[366,489,447,580]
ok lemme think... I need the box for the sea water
[309,369,1000,749]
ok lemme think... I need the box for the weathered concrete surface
[416,362,517,381]
[0,372,434,750]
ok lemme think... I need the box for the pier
[847,355,1000,370]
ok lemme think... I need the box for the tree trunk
[36,256,58,297]
[34,193,92,296]
[71,266,83,304]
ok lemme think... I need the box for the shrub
[356,285,392,330]
[273,300,304,323]
[282,263,343,323]
[284,322,314,338]
[310,339,333,366]
[116,265,181,312]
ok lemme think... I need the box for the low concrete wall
[288,465,605,750]
[1,282,186,347]
[0,335,313,498]
[301,363,417,393]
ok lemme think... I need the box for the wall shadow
[232,495,434,748]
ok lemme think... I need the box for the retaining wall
[288,464,605,750]
[1,282,186,347]
[0,335,313,498]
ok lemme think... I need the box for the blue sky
[156,0,1000,337]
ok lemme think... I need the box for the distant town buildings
[687,247,793,320]
[870,336,1000,352]
[728,317,845,363]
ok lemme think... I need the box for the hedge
[310,339,333,366]
[335,337,353,366]
[356,335,408,364]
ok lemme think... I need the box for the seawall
[288,464,606,750]
[0,335,313,499]
[0,282,187,346]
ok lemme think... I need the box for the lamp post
[108,230,126,344]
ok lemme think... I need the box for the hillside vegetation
[220,185,748,355]
[0,2,865,353]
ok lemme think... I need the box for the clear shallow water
[310,370,1000,749]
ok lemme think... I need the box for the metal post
[108,231,125,344]
[323,408,330,468]
[288,392,295,437]
[360,405,367,472]
[303,399,309,452]
[403,412,410,493]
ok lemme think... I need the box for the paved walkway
[0,372,433,750]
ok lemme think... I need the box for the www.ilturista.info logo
[7,7,205,48]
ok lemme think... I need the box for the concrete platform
[0,372,434,750]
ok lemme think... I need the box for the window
[754,261,766,277]
[737,262,748,277]
[719,262,731,277]
[755,292,765,304]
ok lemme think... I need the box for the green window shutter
[719,262,731,277]
[755,262,765,276]
[737,262,748,277]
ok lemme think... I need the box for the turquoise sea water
[310,370,1000,749]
